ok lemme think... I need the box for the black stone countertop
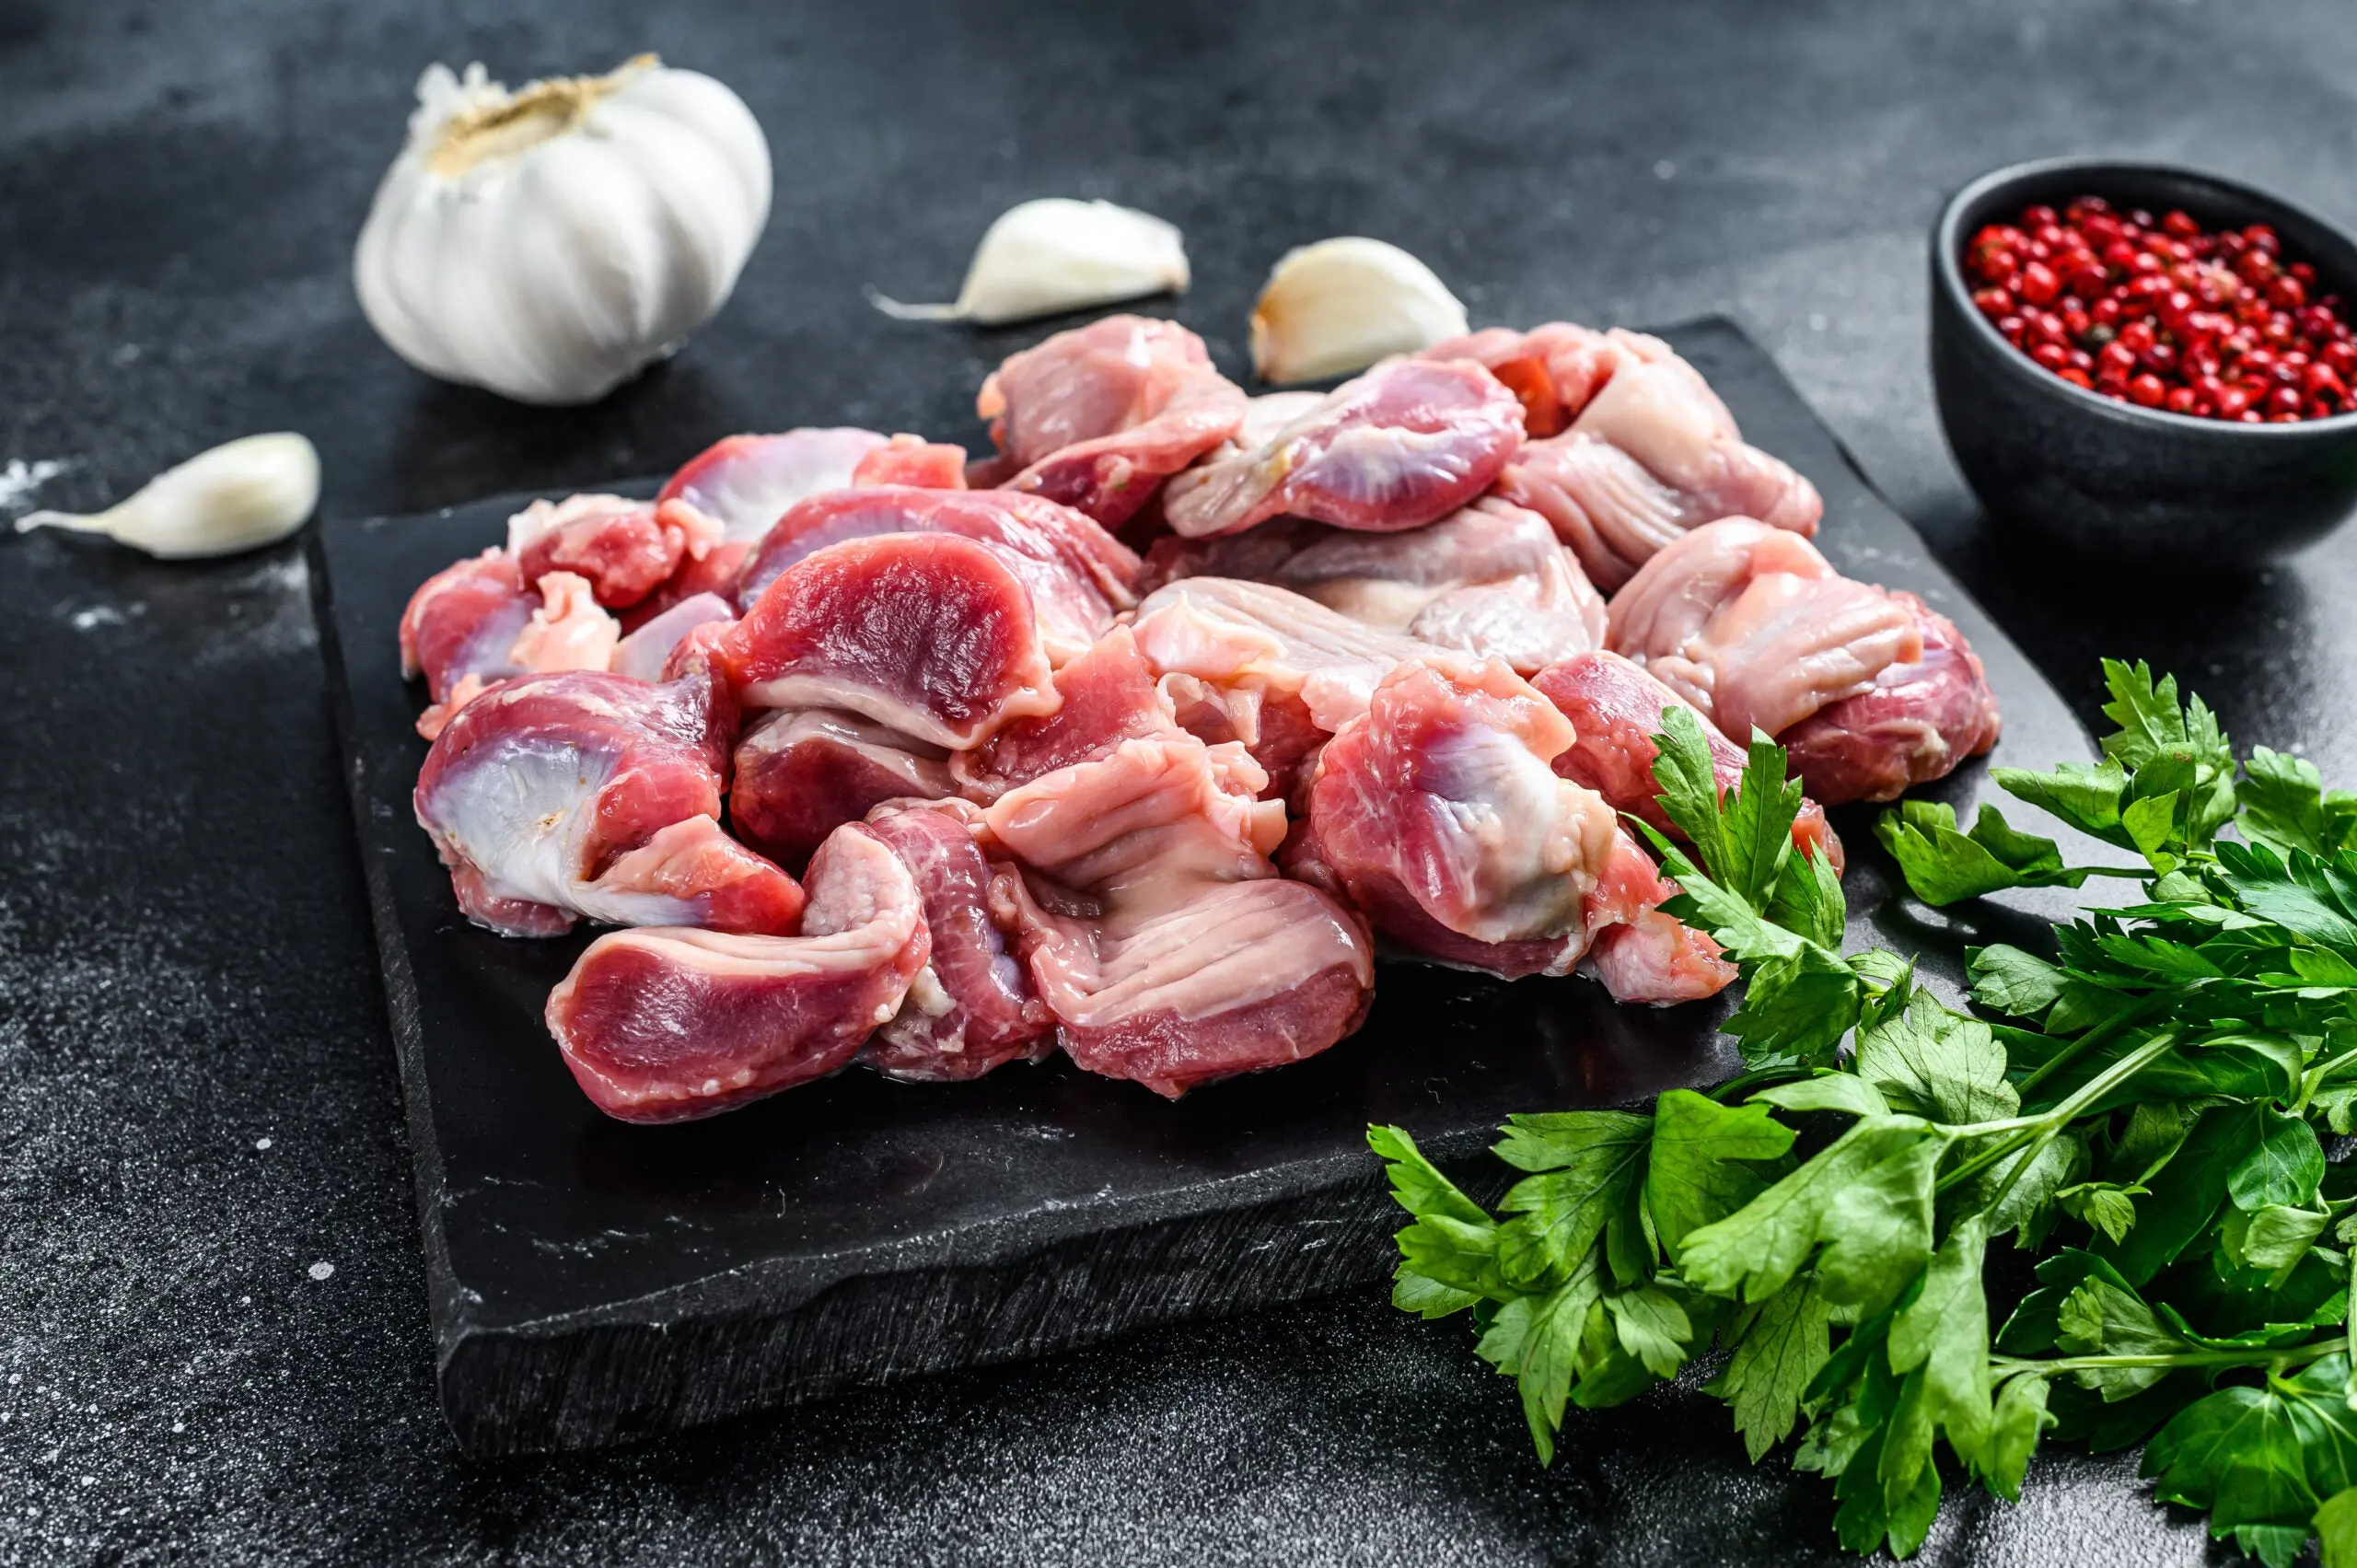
[4,1,2353,1562]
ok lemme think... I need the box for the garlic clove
[16,434,320,559]
[869,198,1189,326]
[1248,237,1470,385]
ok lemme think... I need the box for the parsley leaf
[2218,840,2357,958]
[1368,1123,1490,1227]
[2240,748,2357,859]
[2100,657,2238,842]
[2227,1108,2327,1213]
[1993,758,2132,849]
[1875,800,2088,905]
[1476,1253,1606,1464]
[1708,1280,1833,1461]
[1649,703,1734,881]
[1643,1089,1795,1261]
[1717,727,1804,910]
[1605,1283,1693,1379]
[1966,944,2068,1019]
[2317,1485,2357,1568]
[1980,1374,2055,1502]
[2098,1103,2267,1286]
[1494,1112,1651,1287]
[1853,987,2018,1125]
[2142,1353,2357,1568]
[1678,1116,1948,1315]
[1888,1215,1995,1462]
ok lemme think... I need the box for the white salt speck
[79,1476,94,1487]
[170,1423,183,1434]
[239,1296,251,1307]
[0,457,68,514]
[308,1261,335,1282]
[254,1137,273,1151]
[7,1374,17,1385]
[1654,159,1677,180]
[69,606,128,632]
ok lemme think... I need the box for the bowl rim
[1933,155,2357,436]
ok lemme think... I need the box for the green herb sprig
[1375,660,2357,1564]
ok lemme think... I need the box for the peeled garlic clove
[1249,237,1470,385]
[354,56,772,405]
[16,434,320,559]
[870,198,1188,326]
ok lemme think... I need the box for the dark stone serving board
[309,317,2096,1457]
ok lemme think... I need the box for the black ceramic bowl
[1931,157,2357,572]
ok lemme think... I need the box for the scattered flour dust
[1,458,69,515]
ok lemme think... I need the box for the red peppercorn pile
[1967,196,2357,422]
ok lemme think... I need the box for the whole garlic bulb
[354,55,771,406]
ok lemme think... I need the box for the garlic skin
[16,434,319,559]
[871,198,1188,326]
[354,56,771,406]
[1249,238,1470,385]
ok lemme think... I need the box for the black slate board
[310,318,2096,1456]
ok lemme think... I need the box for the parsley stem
[2013,986,2188,1099]
[1707,1065,1810,1104]
[1935,1030,2179,1198]
[1991,1337,2344,1378]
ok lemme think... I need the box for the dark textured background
[2,0,2351,1562]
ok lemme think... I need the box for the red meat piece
[658,428,889,541]
[1530,649,1841,872]
[950,626,1191,803]
[736,485,1142,662]
[851,435,971,490]
[1290,657,1730,1001]
[1143,496,1603,675]
[977,315,1248,527]
[413,652,804,939]
[729,708,954,869]
[1161,358,1525,538]
[1777,592,2003,806]
[619,540,753,634]
[399,549,534,702]
[545,825,929,1121]
[984,736,1372,1096]
[853,805,1054,1082]
[721,533,1061,749]
[512,494,721,610]
[1493,331,1820,592]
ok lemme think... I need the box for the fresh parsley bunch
[1374,661,2357,1564]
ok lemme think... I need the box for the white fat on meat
[1492,330,1823,591]
[1411,716,1618,946]
[657,428,892,542]
[610,592,735,681]
[1129,577,1447,735]
[987,738,1286,900]
[981,733,1371,1096]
